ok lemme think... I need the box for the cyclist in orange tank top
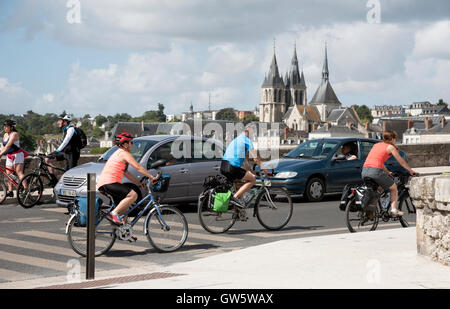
[362,131,416,217]
[98,132,157,226]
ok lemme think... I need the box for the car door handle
[213,166,220,171]
[355,166,361,169]
[180,168,189,174]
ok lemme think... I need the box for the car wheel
[305,177,325,202]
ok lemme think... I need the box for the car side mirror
[332,154,346,162]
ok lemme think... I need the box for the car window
[284,140,339,159]
[98,140,158,162]
[360,141,377,158]
[191,139,223,162]
[147,141,187,169]
[336,141,359,159]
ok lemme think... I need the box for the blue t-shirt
[222,134,254,168]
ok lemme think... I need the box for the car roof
[133,135,219,143]
[308,137,381,143]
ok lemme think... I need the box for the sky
[0,0,449,117]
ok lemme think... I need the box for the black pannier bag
[203,174,232,193]
[356,185,378,212]
[339,184,353,211]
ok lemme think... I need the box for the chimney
[325,122,331,131]
[141,121,144,132]
[407,120,414,130]
[425,117,432,130]
[442,117,446,128]
[382,121,387,132]
[365,122,370,130]
[283,127,289,139]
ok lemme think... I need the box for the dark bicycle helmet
[3,119,16,127]
[114,132,133,145]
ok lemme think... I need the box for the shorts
[220,160,247,182]
[6,152,24,166]
[361,167,394,192]
[98,182,139,206]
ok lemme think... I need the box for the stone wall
[410,175,450,265]
[398,143,450,168]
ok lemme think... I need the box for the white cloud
[412,21,450,60]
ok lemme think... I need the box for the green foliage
[437,99,447,106]
[89,147,110,154]
[353,105,373,123]
[216,108,237,121]
[243,114,259,122]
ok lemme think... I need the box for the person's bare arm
[248,149,270,177]
[122,152,156,181]
[0,132,18,157]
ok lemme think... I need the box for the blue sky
[0,0,449,117]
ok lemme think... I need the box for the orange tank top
[97,149,128,188]
[363,142,392,169]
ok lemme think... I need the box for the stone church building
[259,44,357,133]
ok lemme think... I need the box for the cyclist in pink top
[98,132,157,225]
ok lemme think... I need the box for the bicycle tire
[146,206,188,252]
[0,180,7,204]
[17,173,43,208]
[198,190,236,234]
[255,187,293,230]
[345,199,379,233]
[397,195,416,228]
[67,211,116,257]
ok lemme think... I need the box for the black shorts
[98,183,137,205]
[55,151,80,170]
[220,160,247,182]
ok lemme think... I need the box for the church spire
[262,41,284,88]
[322,42,329,81]
[290,42,301,85]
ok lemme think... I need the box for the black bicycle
[344,172,417,233]
[16,153,65,208]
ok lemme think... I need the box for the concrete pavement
[97,227,449,289]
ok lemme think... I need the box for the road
[0,194,415,286]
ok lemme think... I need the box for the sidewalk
[95,227,449,289]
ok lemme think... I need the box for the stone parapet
[410,175,450,265]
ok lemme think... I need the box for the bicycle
[345,172,417,233]
[198,171,293,234]
[16,153,65,208]
[66,159,188,256]
[0,164,21,204]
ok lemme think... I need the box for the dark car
[264,137,408,202]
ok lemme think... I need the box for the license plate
[61,189,76,197]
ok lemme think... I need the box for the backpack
[74,127,87,149]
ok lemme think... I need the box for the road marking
[41,208,68,214]
[0,217,60,224]
[0,268,40,282]
[0,251,70,272]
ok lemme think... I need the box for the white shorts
[6,152,24,166]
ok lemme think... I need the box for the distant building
[371,105,406,118]
[403,117,450,144]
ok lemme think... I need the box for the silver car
[54,135,224,207]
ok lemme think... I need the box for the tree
[437,99,447,106]
[216,108,237,121]
[95,115,108,127]
[244,114,259,122]
[353,105,373,123]
[133,103,166,123]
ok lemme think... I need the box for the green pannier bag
[213,190,232,212]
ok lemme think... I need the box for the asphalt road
[0,194,415,286]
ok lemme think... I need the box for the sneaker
[231,196,245,208]
[390,209,404,217]
[107,212,123,225]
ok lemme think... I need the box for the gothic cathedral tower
[260,50,286,123]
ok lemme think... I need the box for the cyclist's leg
[14,162,26,188]
[101,183,138,223]
[5,160,14,192]
[234,171,256,199]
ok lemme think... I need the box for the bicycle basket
[152,174,171,193]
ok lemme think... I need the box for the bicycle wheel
[0,180,7,204]
[345,199,379,233]
[146,206,188,252]
[397,195,416,228]
[255,187,293,230]
[17,173,43,208]
[198,190,236,234]
[67,210,116,257]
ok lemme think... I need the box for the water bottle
[381,193,390,210]
[9,174,19,184]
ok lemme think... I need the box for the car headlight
[274,171,298,178]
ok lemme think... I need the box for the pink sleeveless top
[97,149,128,188]
[363,142,392,169]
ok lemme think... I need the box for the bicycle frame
[0,165,18,186]
[231,175,273,208]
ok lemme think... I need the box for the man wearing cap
[46,113,81,176]
[220,123,270,204]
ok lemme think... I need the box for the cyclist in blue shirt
[220,124,270,202]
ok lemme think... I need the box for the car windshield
[283,140,340,160]
[98,139,158,162]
